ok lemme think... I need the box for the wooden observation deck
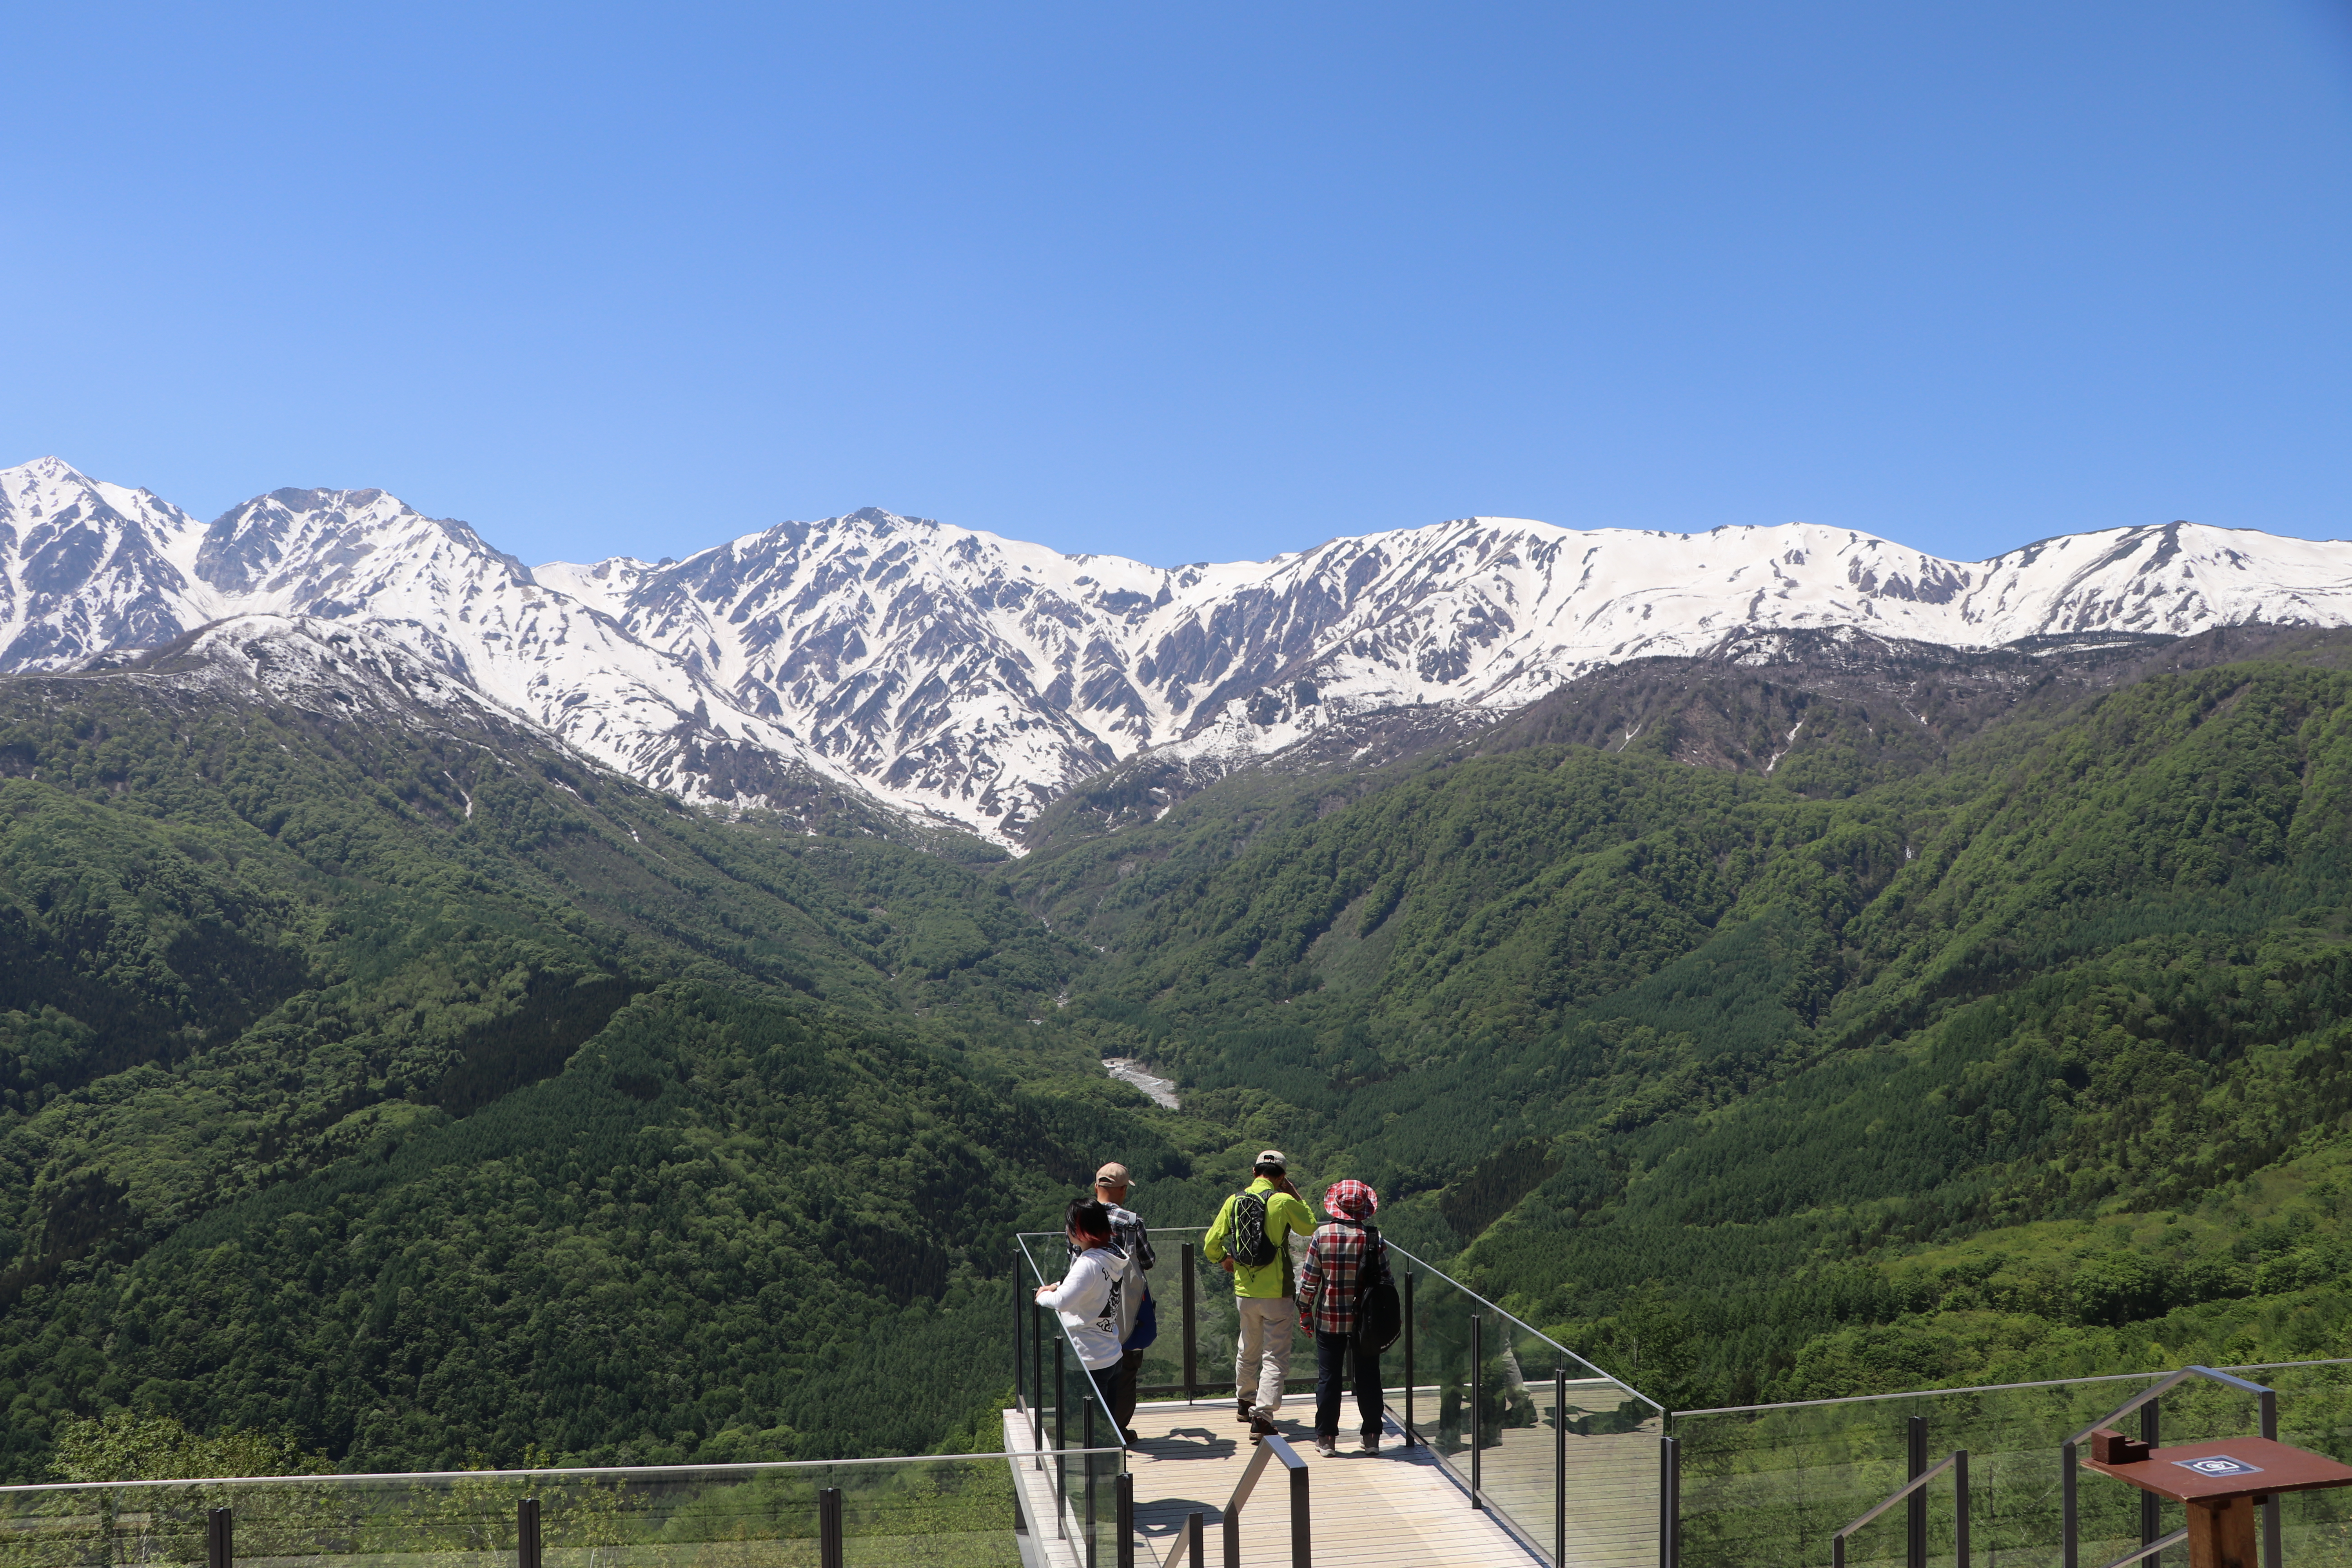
[1006,1395,1661,1568]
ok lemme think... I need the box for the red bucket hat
[1323,1179,1378,1221]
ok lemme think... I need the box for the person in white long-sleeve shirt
[1033,1199,1130,1434]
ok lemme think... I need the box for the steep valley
[9,495,2352,1477]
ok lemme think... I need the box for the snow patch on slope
[7,455,2352,846]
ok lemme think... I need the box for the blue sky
[4,2,2347,568]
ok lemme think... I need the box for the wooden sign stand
[2082,1433,2352,1568]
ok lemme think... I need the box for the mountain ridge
[8,454,2350,844]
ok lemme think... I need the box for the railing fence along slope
[2058,1365,2278,1568]
[0,1448,1121,1566]
[1668,1356,2352,1568]
[1387,1237,1669,1568]
[1014,1231,1139,1568]
[1828,1448,1969,1568]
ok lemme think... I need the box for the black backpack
[1356,1229,1402,1352]
[1229,1190,1280,1268]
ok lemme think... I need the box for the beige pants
[1235,1295,1294,1416]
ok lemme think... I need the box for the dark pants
[1087,1357,1125,1435]
[1314,1330,1382,1437]
[1113,1347,1144,1431]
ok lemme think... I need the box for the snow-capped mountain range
[5,453,2350,845]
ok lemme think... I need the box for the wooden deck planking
[1121,1399,1542,1568]
[1007,1392,1661,1568]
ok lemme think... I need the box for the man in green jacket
[1204,1149,1318,1440]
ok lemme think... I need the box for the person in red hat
[1296,1178,1390,1456]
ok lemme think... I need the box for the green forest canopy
[7,639,2352,1476]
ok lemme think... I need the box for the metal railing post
[1556,1365,1568,1568]
[2062,1439,2078,1568]
[1116,1472,1135,1568]
[2261,1387,2281,1568]
[1014,1262,1025,1413]
[1223,1495,1241,1568]
[1403,1269,1416,1443]
[1032,1298,1046,1465]
[1183,1241,1198,1402]
[1290,1450,1312,1568]
[1908,1414,1927,1568]
[1056,1337,1069,1539]
[207,1508,231,1568]
[1661,1435,1680,1568]
[1956,1450,1971,1568]
[1085,1396,1100,1568]
[2141,1398,2161,1568]
[1188,1511,1206,1568]
[518,1497,541,1568]
[818,1487,844,1568]
[1470,1312,1484,1508]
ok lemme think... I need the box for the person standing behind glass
[1035,1199,1130,1434]
[1204,1150,1316,1443]
[1297,1178,1389,1456]
[1081,1162,1154,1445]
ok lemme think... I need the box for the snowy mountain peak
[5,454,2350,846]
[0,458,209,670]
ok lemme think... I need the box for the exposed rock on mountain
[7,455,2351,843]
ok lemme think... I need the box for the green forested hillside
[17,634,2352,1482]
[1026,645,2352,1406]
[0,665,1205,1480]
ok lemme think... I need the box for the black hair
[1067,1198,1115,1245]
[1253,1159,1285,1176]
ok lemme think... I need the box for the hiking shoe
[1360,1429,1381,1454]
[1120,1426,1140,1447]
[1249,1416,1279,1444]
[1314,1433,1338,1457]
[1236,1396,1255,1424]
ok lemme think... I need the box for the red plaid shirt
[1296,1219,1387,1336]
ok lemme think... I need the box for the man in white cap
[1204,1150,1315,1442]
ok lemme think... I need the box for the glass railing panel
[1401,1252,1477,1471]
[1147,1226,1233,1403]
[0,1455,1062,1568]
[2249,1361,2352,1564]
[833,1457,1025,1567]
[1670,1368,2352,1568]
[1014,1234,1123,1449]
[1477,1313,1564,1556]
[1386,1241,1661,1568]
[1478,1328,1660,1567]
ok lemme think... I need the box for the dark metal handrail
[1156,1432,1309,1568]
[1830,1450,1970,1568]
[2059,1366,2278,1568]
[2092,1527,2189,1568]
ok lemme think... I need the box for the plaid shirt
[1296,1219,1387,1336]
